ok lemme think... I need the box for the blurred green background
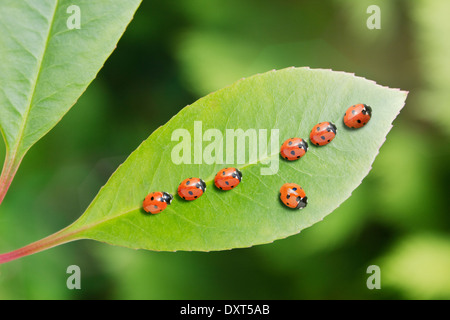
[0,0,449,299]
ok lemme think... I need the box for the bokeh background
[0,0,449,299]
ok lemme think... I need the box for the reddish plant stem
[0,152,23,205]
[0,226,81,264]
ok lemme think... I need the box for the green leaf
[0,0,141,202]
[0,68,408,261]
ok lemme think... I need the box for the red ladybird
[279,183,307,209]
[309,122,337,146]
[344,104,372,129]
[214,167,242,190]
[143,191,173,214]
[280,137,308,161]
[178,177,206,200]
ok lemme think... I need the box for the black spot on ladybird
[194,196,197,198]
[317,127,320,131]
[223,171,225,175]
[292,187,297,191]
[321,136,325,140]
[151,197,154,200]
[288,141,292,145]
[186,180,190,185]
[154,205,158,208]
[225,181,229,185]
[231,185,234,188]
[327,140,330,142]
[188,191,193,195]
[357,119,361,123]
[287,194,291,199]
[290,151,295,155]
[297,156,300,158]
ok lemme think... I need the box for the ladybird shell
[178,177,206,200]
[143,191,173,214]
[279,183,307,209]
[309,122,337,146]
[280,137,308,161]
[344,104,372,129]
[214,167,242,190]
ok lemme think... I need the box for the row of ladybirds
[143,103,372,214]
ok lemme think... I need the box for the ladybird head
[161,192,173,204]
[327,122,337,134]
[363,104,372,117]
[233,168,243,181]
[299,139,308,151]
[295,196,308,210]
[197,179,206,192]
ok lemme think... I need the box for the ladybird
[279,183,307,209]
[143,191,173,214]
[214,167,242,190]
[309,122,337,146]
[178,177,206,200]
[280,137,308,161]
[344,104,372,129]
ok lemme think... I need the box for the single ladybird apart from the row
[143,191,173,214]
[279,183,307,209]
[344,104,372,129]
[214,167,242,190]
[280,137,308,161]
[309,121,337,146]
[178,177,206,200]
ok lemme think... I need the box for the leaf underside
[0,0,141,165]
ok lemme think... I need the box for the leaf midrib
[71,144,282,237]
[10,0,59,156]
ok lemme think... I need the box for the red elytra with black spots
[143,191,173,214]
[280,137,308,161]
[344,104,372,129]
[309,121,337,146]
[178,177,206,200]
[279,183,307,209]
[214,167,242,190]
